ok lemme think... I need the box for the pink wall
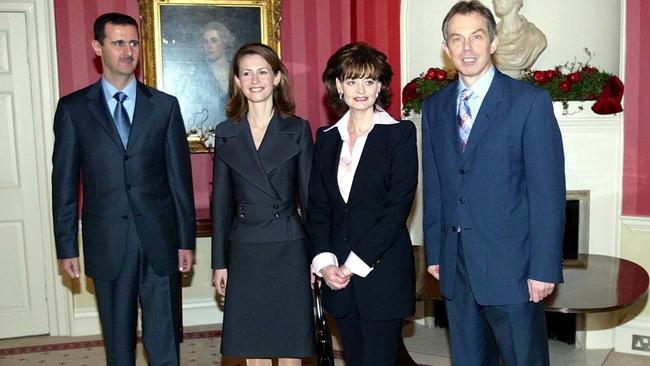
[53,0,650,216]
[54,0,401,132]
[54,0,141,96]
[281,0,351,129]
[53,0,402,215]
[623,0,650,216]
[351,0,402,120]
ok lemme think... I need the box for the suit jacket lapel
[441,83,463,157]
[86,80,124,149]
[215,118,279,199]
[347,126,385,203]
[257,113,300,173]
[462,72,505,160]
[125,82,154,151]
[319,130,346,205]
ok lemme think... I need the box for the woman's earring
[338,91,343,100]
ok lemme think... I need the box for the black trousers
[445,233,549,366]
[334,290,403,366]
[93,220,180,366]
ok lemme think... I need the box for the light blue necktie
[457,88,473,151]
[113,91,131,149]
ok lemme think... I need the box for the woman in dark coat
[211,43,315,366]
[308,42,418,366]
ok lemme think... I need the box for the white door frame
[0,0,70,336]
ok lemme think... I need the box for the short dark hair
[94,13,139,43]
[226,43,295,121]
[442,0,497,43]
[322,42,393,116]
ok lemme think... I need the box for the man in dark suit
[52,13,195,365]
[422,1,565,365]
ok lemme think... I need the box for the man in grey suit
[422,1,565,365]
[52,12,195,365]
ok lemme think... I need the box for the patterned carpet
[6,324,644,366]
[0,330,220,365]
[0,329,351,366]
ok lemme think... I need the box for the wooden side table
[401,248,649,364]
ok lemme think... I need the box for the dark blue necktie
[113,91,131,149]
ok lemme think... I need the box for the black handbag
[313,281,335,366]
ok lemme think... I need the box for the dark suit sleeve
[352,122,418,265]
[211,134,232,269]
[297,119,314,219]
[523,91,566,283]
[306,128,333,257]
[165,98,196,250]
[51,99,81,259]
[421,99,443,266]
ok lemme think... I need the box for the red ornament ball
[559,80,571,92]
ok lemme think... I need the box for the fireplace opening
[547,190,590,344]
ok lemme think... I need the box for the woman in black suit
[307,42,418,366]
[211,43,314,366]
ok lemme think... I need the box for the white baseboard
[615,315,650,355]
[71,307,102,336]
[621,216,650,232]
[70,299,223,337]
[180,298,222,327]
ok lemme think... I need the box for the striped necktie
[457,88,473,151]
[113,91,131,149]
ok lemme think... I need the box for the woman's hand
[320,265,350,290]
[213,269,228,296]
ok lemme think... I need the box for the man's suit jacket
[422,70,566,306]
[211,113,313,269]
[307,121,418,321]
[52,80,196,281]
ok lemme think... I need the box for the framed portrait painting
[138,0,281,152]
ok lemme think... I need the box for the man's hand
[178,249,194,272]
[320,265,350,290]
[427,264,440,280]
[213,269,228,296]
[59,258,81,279]
[528,279,555,303]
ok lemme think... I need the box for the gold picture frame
[138,0,281,152]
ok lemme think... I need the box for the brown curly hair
[322,42,393,116]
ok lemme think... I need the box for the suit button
[123,155,131,161]
[344,236,350,242]
[122,215,128,219]
[459,169,468,175]
[458,197,466,204]
[126,185,132,190]
[345,207,349,213]
[273,204,279,209]
[274,213,279,219]
[239,213,245,218]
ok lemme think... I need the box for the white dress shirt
[456,66,495,122]
[312,108,398,278]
